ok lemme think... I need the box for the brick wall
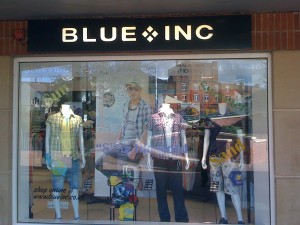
[0,12,299,56]
[252,12,300,50]
[0,21,27,55]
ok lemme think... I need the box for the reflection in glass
[218,102,227,116]
[17,57,269,224]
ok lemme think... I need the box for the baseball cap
[125,81,141,88]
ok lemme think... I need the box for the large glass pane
[17,56,269,224]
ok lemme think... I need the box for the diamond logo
[142,26,158,42]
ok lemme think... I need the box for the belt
[153,156,178,161]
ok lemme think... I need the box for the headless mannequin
[45,104,86,220]
[202,129,244,224]
[146,103,190,222]
[147,103,190,170]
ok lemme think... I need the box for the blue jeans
[52,159,80,190]
[153,158,189,222]
[95,143,142,177]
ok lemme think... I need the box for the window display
[16,55,270,224]
[146,103,190,222]
[45,104,86,220]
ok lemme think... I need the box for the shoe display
[218,217,228,224]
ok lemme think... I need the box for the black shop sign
[28,15,251,53]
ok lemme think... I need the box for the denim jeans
[95,143,142,177]
[52,159,80,190]
[153,158,189,222]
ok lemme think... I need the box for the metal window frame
[12,53,274,225]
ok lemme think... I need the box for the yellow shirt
[60,118,72,156]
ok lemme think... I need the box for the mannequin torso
[159,104,174,148]
[61,104,71,119]
[146,103,190,170]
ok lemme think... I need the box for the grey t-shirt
[122,108,138,143]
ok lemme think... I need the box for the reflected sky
[20,59,268,87]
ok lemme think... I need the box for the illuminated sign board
[28,15,251,52]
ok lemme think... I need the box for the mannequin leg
[231,193,244,222]
[170,160,189,222]
[216,190,227,219]
[70,189,80,219]
[52,192,61,219]
[153,159,170,222]
[69,159,81,220]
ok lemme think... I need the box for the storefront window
[16,55,270,224]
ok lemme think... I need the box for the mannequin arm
[239,150,245,171]
[147,153,151,171]
[180,129,190,170]
[238,142,245,171]
[184,153,190,170]
[45,124,51,170]
[201,129,210,169]
[79,126,86,168]
[146,130,152,171]
[237,129,245,170]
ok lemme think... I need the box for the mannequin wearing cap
[45,104,85,220]
[201,121,245,224]
[145,103,190,222]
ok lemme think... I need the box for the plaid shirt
[121,99,151,140]
[146,112,188,159]
[46,111,82,160]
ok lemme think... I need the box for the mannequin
[45,104,86,220]
[146,103,190,222]
[147,104,190,169]
[201,118,245,224]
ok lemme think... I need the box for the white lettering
[122,27,136,41]
[61,24,214,44]
[174,25,192,40]
[62,28,78,42]
[165,26,170,40]
[219,64,263,71]
[195,25,213,40]
[83,27,96,42]
[100,27,117,42]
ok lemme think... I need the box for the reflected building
[168,62,250,117]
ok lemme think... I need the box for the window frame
[12,53,274,225]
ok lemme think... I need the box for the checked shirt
[146,112,188,159]
[46,111,83,160]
